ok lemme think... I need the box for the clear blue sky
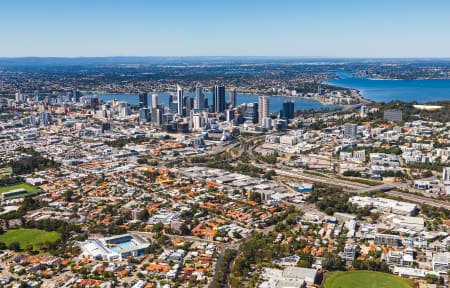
[2,0,450,58]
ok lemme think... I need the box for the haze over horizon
[2,0,450,58]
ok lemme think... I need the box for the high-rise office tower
[73,90,81,103]
[139,108,150,122]
[258,96,270,124]
[91,97,101,111]
[39,111,52,126]
[151,94,158,109]
[34,91,43,102]
[229,88,237,108]
[15,92,25,103]
[318,85,325,96]
[176,85,184,115]
[244,102,259,124]
[66,91,73,102]
[139,92,148,108]
[281,100,294,120]
[263,117,272,130]
[194,82,204,112]
[185,97,194,117]
[204,98,208,111]
[225,109,234,122]
[151,106,163,125]
[212,85,226,113]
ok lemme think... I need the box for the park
[324,271,414,288]
[0,229,61,251]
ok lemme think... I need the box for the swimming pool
[108,241,136,253]
[118,242,135,249]
[109,246,120,253]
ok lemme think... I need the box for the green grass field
[0,183,40,199]
[324,271,414,288]
[0,229,61,250]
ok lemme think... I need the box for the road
[242,137,450,209]
[132,231,241,250]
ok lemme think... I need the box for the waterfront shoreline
[324,76,450,103]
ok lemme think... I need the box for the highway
[242,138,450,209]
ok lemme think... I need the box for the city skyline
[1,0,450,58]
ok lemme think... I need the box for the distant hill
[1,57,449,67]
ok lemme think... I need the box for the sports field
[0,183,40,199]
[0,229,61,250]
[324,271,414,288]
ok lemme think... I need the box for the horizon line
[1,56,450,60]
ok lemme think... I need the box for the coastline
[324,75,450,104]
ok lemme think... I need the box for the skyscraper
[139,92,148,108]
[91,97,101,111]
[139,108,150,122]
[34,91,43,102]
[15,92,25,103]
[185,97,194,117]
[194,82,204,112]
[151,94,158,109]
[176,85,184,115]
[244,103,258,124]
[151,106,163,125]
[281,100,294,120]
[258,96,270,124]
[73,90,81,103]
[39,111,52,126]
[212,85,225,113]
[229,88,236,108]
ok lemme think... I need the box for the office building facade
[343,123,357,138]
[281,100,294,120]
[151,94,158,108]
[176,85,184,115]
[384,109,403,122]
[194,82,204,112]
[212,85,226,113]
[258,96,270,124]
[138,92,148,108]
[229,88,237,108]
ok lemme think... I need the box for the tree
[285,214,297,226]
[263,170,276,180]
[249,192,261,203]
[137,209,149,221]
[180,223,191,236]
[137,158,147,164]
[64,190,74,202]
[424,274,441,284]
[152,222,164,233]
[9,241,21,252]
[322,252,345,271]
[25,244,34,254]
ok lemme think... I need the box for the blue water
[109,246,119,253]
[118,242,135,249]
[88,92,336,112]
[325,72,450,103]
[108,241,135,253]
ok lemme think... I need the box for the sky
[1,0,450,58]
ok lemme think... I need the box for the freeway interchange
[238,136,450,210]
